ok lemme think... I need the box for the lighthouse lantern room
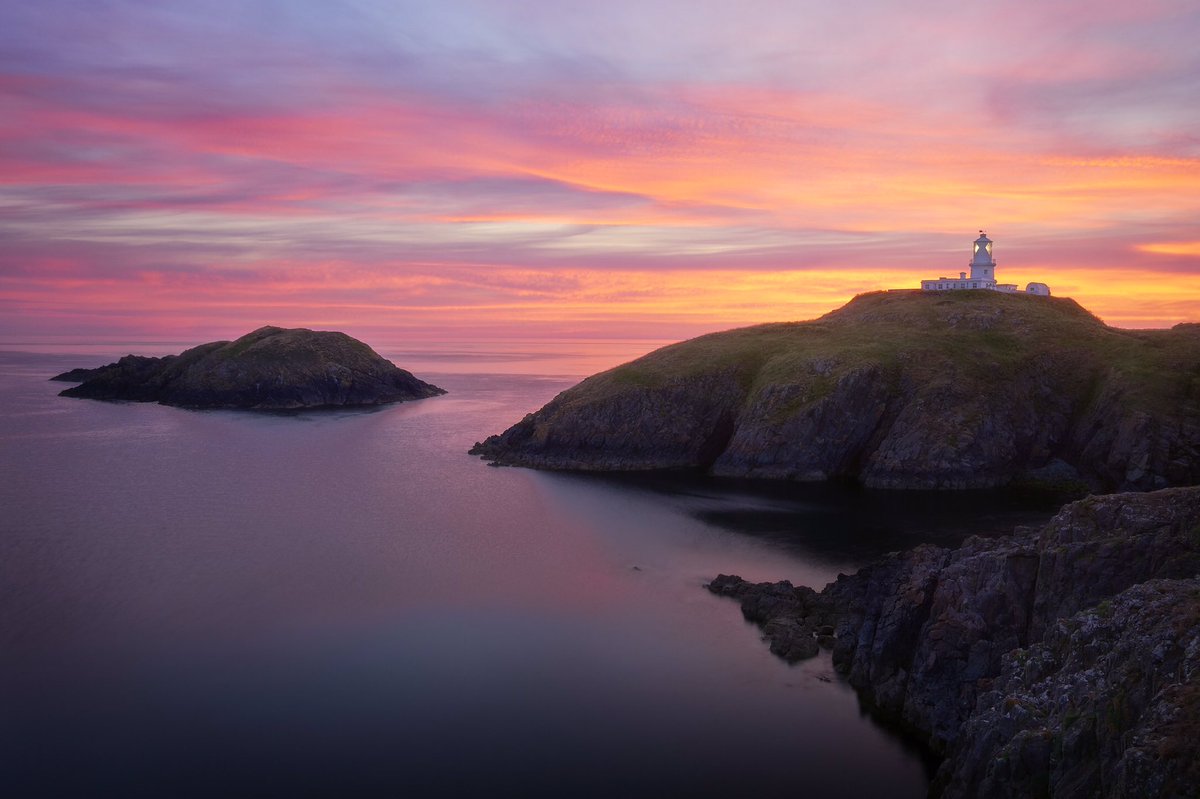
[970,231,994,282]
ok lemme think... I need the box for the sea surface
[0,342,1063,798]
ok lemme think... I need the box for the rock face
[473,291,1200,491]
[54,326,446,410]
[708,487,1200,798]
[939,578,1200,799]
[49,365,120,383]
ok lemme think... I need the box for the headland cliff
[473,291,1200,491]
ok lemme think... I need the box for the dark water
[0,348,1060,798]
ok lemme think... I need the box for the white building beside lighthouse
[920,232,1050,295]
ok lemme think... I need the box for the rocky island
[53,326,445,410]
[472,290,1200,491]
[709,487,1200,798]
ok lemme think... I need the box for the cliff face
[473,291,1200,491]
[940,578,1200,799]
[708,487,1200,799]
[54,326,445,409]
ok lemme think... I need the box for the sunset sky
[2,0,1199,345]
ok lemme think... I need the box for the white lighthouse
[919,231,1050,295]
[970,232,994,282]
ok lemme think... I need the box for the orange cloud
[2,0,1199,346]
[1137,242,1200,257]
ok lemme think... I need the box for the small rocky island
[472,290,1200,491]
[709,487,1200,798]
[53,326,445,410]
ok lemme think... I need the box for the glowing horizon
[2,1,1199,345]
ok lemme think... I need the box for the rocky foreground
[53,326,445,410]
[473,291,1200,491]
[709,487,1200,798]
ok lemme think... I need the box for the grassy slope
[576,290,1199,420]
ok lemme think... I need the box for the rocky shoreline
[709,487,1200,798]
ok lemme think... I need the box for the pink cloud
[1,1,1197,342]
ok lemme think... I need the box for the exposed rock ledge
[709,487,1200,798]
[53,326,445,410]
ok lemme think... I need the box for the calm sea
[0,342,1061,798]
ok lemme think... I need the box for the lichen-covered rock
[709,487,1200,797]
[936,578,1200,799]
[54,326,445,410]
[825,488,1200,753]
[474,291,1200,490]
[1026,487,1200,640]
[827,535,1044,750]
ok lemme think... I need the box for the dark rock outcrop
[708,575,835,662]
[50,364,138,383]
[708,487,1200,798]
[54,326,445,410]
[474,291,1200,490]
[938,578,1200,799]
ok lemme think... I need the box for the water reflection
[549,472,1063,575]
[1,352,1053,799]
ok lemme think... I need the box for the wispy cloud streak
[1,0,1198,340]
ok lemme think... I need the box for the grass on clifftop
[591,290,1199,415]
[198,326,386,370]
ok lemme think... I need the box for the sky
[1,0,1199,345]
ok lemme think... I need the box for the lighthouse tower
[970,231,995,283]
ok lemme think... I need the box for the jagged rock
[936,578,1200,799]
[709,487,1200,797]
[1024,488,1200,640]
[53,326,445,410]
[473,291,1200,491]
[50,364,135,383]
[707,575,833,663]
